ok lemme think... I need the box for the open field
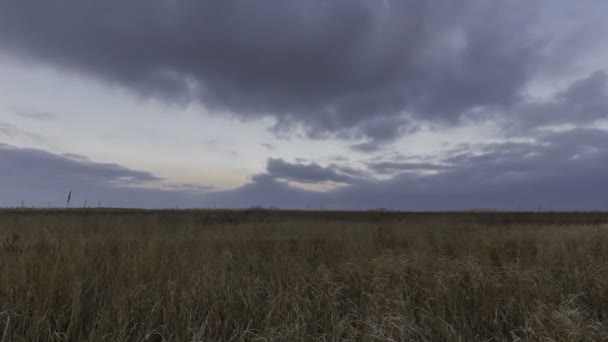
[1,210,608,341]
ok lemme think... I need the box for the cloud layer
[0,144,209,208]
[3,125,608,210]
[0,0,576,144]
[212,128,608,210]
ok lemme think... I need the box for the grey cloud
[261,143,276,151]
[510,71,608,129]
[349,117,419,151]
[209,173,319,209]
[4,127,608,210]
[0,121,47,143]
[0,144,211,208]
[329,164,369,179]
[10,107,56,120]
[542,127,608,149]
[329,156,349,162]
[351,141,384,153]
[0,122,16,136]
[208,128,608,210]
[367,161,445,174]
[0,0,560,145]
[1,146,161,185]
[204,139,218,146]
[266,158,359,184]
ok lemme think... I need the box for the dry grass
[1,210,608,341]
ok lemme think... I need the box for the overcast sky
[1,0,608,210]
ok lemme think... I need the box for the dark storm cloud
[0,0,552,143]
[0,144,211,208]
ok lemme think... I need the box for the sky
[1,0,608,210]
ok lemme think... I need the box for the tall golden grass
[1,210,607,341]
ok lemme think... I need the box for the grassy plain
[1,209,608,341]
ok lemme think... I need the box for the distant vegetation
[1,210,608,341]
